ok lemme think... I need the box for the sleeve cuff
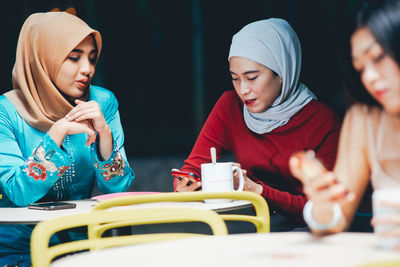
[92,139,126,181]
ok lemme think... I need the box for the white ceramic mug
[372,188,400,249]
[201,162,244,203]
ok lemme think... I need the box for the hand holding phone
[290,150,326,183]
[290,150,353,201]
[171,169,200,186]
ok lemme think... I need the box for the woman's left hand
[65,99,110,135]
[232,163,263,194]
[371,200,400,248]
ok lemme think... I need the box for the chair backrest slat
[31,207,227,267]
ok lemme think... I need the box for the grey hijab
[228,18,316,134]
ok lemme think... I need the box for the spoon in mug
[210,147,217,165]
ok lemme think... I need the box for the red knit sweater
[179,90,340,218]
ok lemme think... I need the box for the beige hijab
[5,12,102,132]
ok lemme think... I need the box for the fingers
[307,172,337,192]
[176,177,201,192]
[233,166,246,178]
[242,173,262,193]
[68,120,96,146]
[86,129,97,146]
[233,169,247,181]
[66,100,108,134]
[175,176,187,192]
[231,162,241,168]
[75,99,84,105]
[82,122,96,146]
[289,151,326,183]
[374,226,400,238]
[66,100,88,119]
[232,168,262,194]
[379,200,400,210]
[303,172,354,203]
[66,100,101,121]
[66,106,98,122]
[188,181,201,191]
[372,215,400,227]
[232,163,244,179]
[289,156,304,181]
[290,151,356,205]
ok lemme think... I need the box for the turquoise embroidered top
[0,85,135,207]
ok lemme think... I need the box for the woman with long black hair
[290,0,400,238]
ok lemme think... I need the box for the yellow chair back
[92,191,270,234]
[356,260,400,267]
[31,207,227,267]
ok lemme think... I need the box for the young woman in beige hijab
[0,12,134,266]
[289,0,400,242]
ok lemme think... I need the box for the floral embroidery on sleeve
[23,146,69,181]
[25,162,47,181]
[94,151,125,181]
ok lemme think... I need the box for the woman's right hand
[48,117,96,147]
[289,151,355,233]
[289,151,353,204]
[299,171,352,204]
[175,177,202,192]
[371,201,400,248]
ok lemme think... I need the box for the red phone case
[171,170,200,182]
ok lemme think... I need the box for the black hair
[343,0,400,106]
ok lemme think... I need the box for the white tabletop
[0,199,252,224]
[51,232,400,267]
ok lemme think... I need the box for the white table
[0,198,252,224]
[51,232,400,267]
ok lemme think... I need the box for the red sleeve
[175,92,233,190]
[260,185,307,219]
[259,101,340,217]
[313,112,340,171]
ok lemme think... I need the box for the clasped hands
[49,99,109,147]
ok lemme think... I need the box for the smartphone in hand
[28,201,76,210]
[291,150,326,181]
[291,151,353,200]
[171,169,200,186]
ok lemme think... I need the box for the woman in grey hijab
[173,18,340,231]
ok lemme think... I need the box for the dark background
[0,0,362,191]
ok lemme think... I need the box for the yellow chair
[91,191,270,235]
[356,260,400,267]
[31,207,228,267]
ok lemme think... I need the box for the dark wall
[0,0,361,158]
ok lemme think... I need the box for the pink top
[364,105,400,189]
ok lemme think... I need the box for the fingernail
[289,157,299,166]
[306,150,315,158]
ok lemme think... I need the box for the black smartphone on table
[171,169,200,186]
[28,201,76,210]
